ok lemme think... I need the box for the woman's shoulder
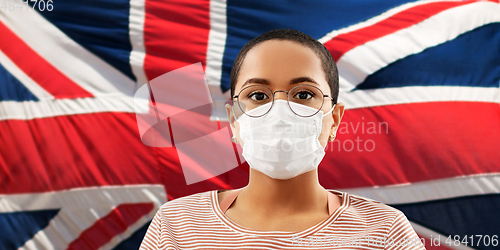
[329,190,412,231]
[330,189,403,217]
[157,190,214,215]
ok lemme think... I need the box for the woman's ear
[331,102,345,135]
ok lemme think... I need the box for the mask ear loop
[231,98,247,122]
[322,104,336,117]
[232,104,240,122]
[323,103,337,143]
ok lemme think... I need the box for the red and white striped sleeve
[385,211,426,250]
[139,208,164,250]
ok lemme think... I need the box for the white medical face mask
[235,99,334,180]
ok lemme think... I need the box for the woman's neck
[238,168,328,217]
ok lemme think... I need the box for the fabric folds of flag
[1,0,499,249]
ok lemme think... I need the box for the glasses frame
[232,84,336,118]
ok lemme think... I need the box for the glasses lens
[234,85,273,118]
[288,85,325,117]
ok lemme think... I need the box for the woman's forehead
[236,40,329,92]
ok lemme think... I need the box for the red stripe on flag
[67,203,154,250]
[0,111,240,198]
[140,0,245,200]
[1,103,497,198]
[319,101,500,188]
[0,113,165,194]
[0,21,94,99]
[324,0,491,61]
[143,0,210,80]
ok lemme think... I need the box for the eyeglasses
[232,84,335,119]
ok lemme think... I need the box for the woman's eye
[293,91,313,100]
[249,92,269,101]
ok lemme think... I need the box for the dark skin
[223,40,346,232]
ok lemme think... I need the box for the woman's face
[226,40,344,148]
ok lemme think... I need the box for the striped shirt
[140,189,425,249]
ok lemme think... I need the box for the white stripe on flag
[129,0,148,88]
[19,207,116,250]
[0,184,166,212]
[206,0,227,88]
[206,0,231,120]
[3,185,167,250]
[318,0,461,44]
[99,208,157,250]
[340,85,500,110]
[341,173,500,205]
[336,1,500,89]
[0,95,149,121]
[0,0,137,97]
[0,50,54,101]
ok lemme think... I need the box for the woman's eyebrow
[290,77,319,85]
[241,78,270,89]
[241,77,319,89]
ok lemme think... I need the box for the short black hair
[230,29,339,104]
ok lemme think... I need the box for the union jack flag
[0,0,499,249]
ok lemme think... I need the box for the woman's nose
[274,91,288,100]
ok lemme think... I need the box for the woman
[140,29,425,249]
